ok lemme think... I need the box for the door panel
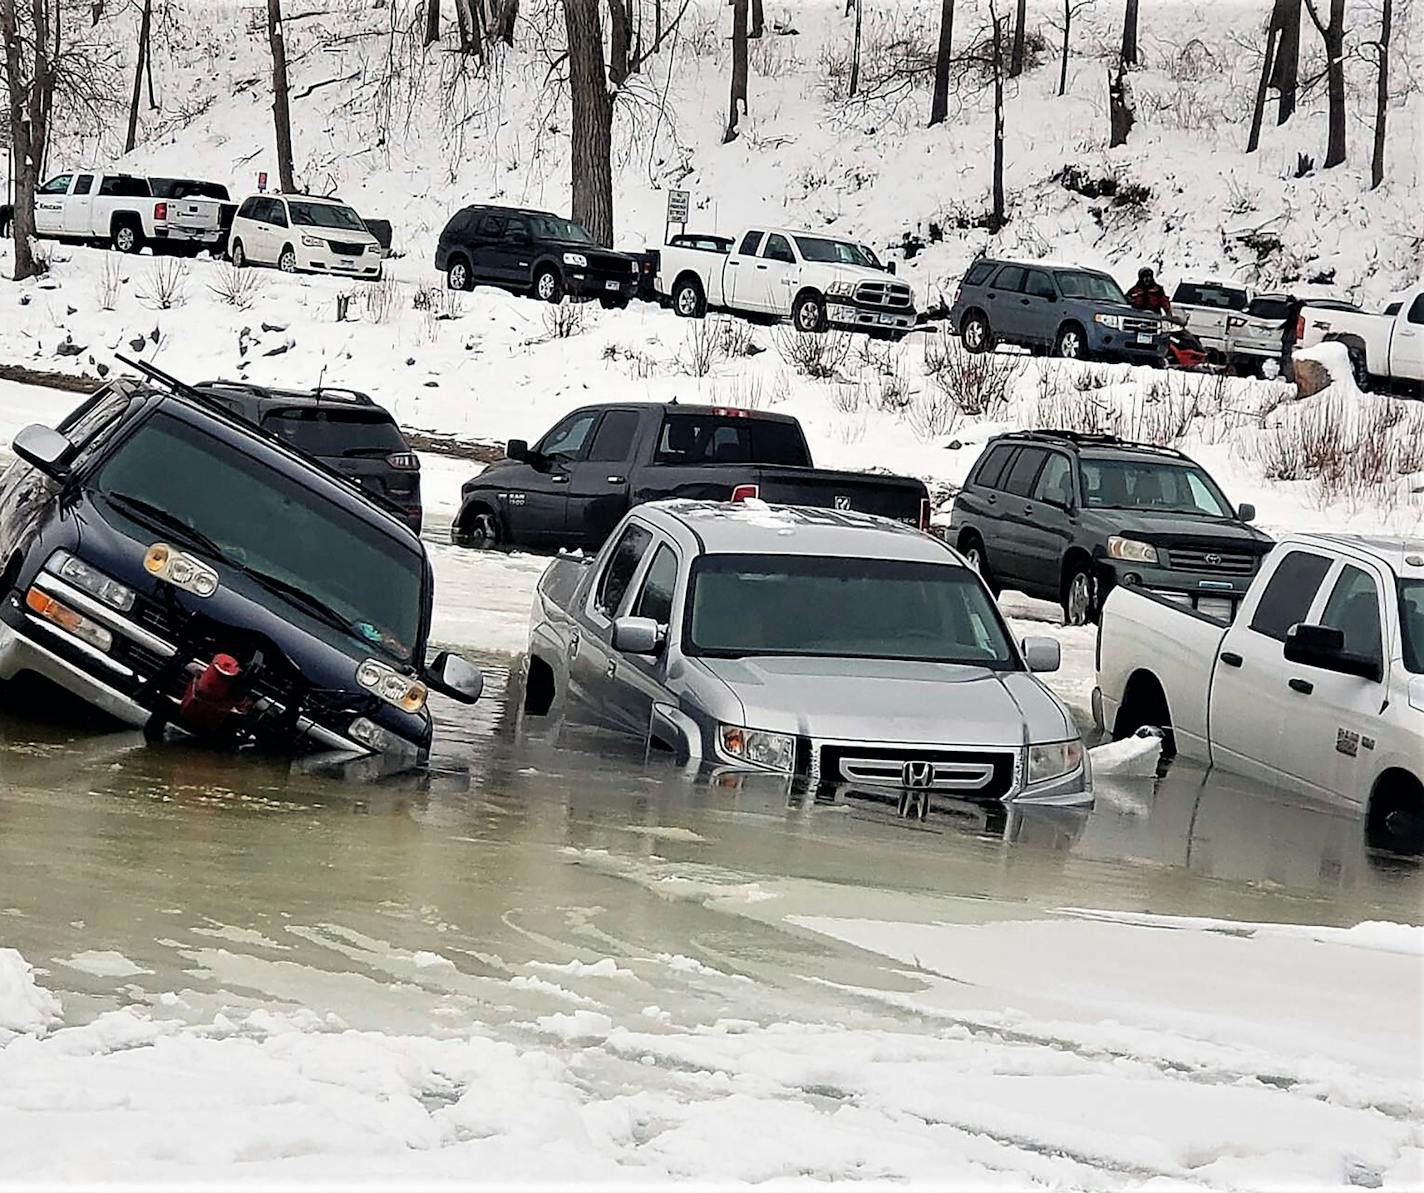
[565,408,640,549]
[63,175,96,236]
[991,447,1048,587]
[33,175,71,236]
[571,522,654,733]
[1015,453,1076,596]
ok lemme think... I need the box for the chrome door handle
[568,632,580,659]
[606,475,626,483]
[552,474,569,484]
[605,660,617,679]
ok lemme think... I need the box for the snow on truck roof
[1288,533,1424,578]
[638,500,955,563]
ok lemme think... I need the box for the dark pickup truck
[452,403,931,551]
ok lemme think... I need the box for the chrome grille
[817,744,1018,800]
[853,280,913,309]
[1122,317,1161,335]
[1167,547,1258,575]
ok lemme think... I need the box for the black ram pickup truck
[452,402,931,551]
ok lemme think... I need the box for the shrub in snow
[137,257,188,310]
[541,301,587,341]
[678,320,719,377]
[207,262,262,310]
[772,328,852,381]
[922,330,1024,418]
[364,275,401,324]
[94,255,124,311]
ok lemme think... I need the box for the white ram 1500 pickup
[656,227,917,337]
[1296,282,1424,391]
[1095,534,1423,846]
[33,170,229,255]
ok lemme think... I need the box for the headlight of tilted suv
[356,658,428,714]
[563,252,588,268]
[827,281,856,298]
[46,550,135,611]
[1107,535,1159,564]
[1027,738,1084,785]
[719,724,795,772]
[1093,313,1124,329]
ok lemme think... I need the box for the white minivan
[228,193,381,279]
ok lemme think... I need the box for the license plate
[878,313,896,325]
[1136,333,1153,345]
[605,280,620,292]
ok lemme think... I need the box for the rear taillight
[730,483,759,502]
[387,452,419,471]
[919,498,932,532]
[1294,314,1306,342]
[153,201,167,221]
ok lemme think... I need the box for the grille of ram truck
[1166,547,1259,575]
[853,280,914,310]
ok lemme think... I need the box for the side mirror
[1282,623,1382,682]
[13,425,74,478]
[506,438,529,462]
[887,261,897,275]
[612,615,664,655]
[424,651,484,704]
[1237,503,1256,523]
[1022,636,1061,674]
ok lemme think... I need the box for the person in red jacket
[1127,267,1174,319]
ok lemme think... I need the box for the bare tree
[267,0,295,191]
[1119,0,1138,64]
[424,0,439,45]
[987,2,1007,230]
[1108,58,1134,145]
[1304,0,1346,167]
[491,0,516,44]
[1049,0,1093,95]
[565,0,613,244]
[1369,0,1391,188]
[1246,14,1281,152]
[725,0,748,140]
[750,0,762,38]
[1270,0,1300,122]
[929,0,956,124]
[848,0,863,95]
[1,0,52,279]
[123,0,152,151]
[1008,0,1026,77]
[608,0,631,83]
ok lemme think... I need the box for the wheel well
[956,528,983,553]
[533,260,560,280]
[793,286,823,310]
[448,251,470,267]
[1056,319,1087,341]
[960,307,987,331]
[110,211,140,233]
[455,498,496,533]
[1366,768,1424,853]
[1113,668,1175,754]
[0,551,21,595]
[1060,547,1094,592]
[672,270,703,295]
[524,654,556,717]
[281,242,295,257]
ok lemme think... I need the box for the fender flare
[651,702,702,768]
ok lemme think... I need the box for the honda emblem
[901,761,934,789]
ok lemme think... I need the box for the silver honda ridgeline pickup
[525,500,1090,806]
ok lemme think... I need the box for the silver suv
[524,500,1091,807]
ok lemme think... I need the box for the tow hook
[178,653,251,732]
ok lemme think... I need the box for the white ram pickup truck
[657,227,917,337]
[33,170,228,255]
[1296,282,1424,391]
[1095,534,1423,847]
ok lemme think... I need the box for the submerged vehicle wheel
[454,507,501,550]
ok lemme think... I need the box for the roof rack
[197,379,375,406]
[1008,428,1192,461]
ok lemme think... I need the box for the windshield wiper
[237,565,362,640]
[101,492,231,562]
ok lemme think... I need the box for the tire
[1367,772,1424,855]
[792,291,827,333]
[453,506,500,550]
[960,534,1000,596]
[961,311,993,354]
[447,256,473,292]
[533,266,563,304]
[111,220,142,254]
[278,245,299,274]
[1112,672,1176,758]
[1062,560,1099,626]
[230,239,247,268]
[672,275,706,319]
[1054,323,1089,360]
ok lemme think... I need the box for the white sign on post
[666,189,690,224]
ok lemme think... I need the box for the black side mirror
[12,425,75,479]
[506,438,529,462]
[1283,623,1382,682]
[425,651,484,704]
[1237,503,1256,523]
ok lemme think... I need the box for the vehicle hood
[304,226,379,246]
[549,238,635,264]
[1078,298,1163,322]
[698,654,1073,745]
[1084,509,1273,548]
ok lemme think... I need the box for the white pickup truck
[1296,282,1424,391]
[1095,534,1423,848]
[33,170,230,255]
[656,227,917,338]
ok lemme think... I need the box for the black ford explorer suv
[453,402,931,552]
[0,369,482,764]
[949,431,1272,625]
[196,380,423,534]
[436,204,638,307]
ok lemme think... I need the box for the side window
[1025,269,1055,300]
[1407,293,1424,325]
[504,213,530,240]
[1002,447,1047,497]
[991,265,1026,291]
[963,260,995,287]
[237,197,261,220]
[73,174,95,196]
[476,212,505,238]
[632,544,678,625]
[738,230,764,256]
[1249,551,1333,641]
[595,524,654,619]
[269,201,289,228]
[39,175,73,195]
[587,409,641,463]
[762,234,795,264]
[539,411,599,459]
[973,444,1015,489]
[1032,454,1074,506]
[1319,565,1383,663]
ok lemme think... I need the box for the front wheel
[1062,562,1099,626]
[961,312,992,353]
[453,508,501,550]
[792,292,827,333]
[961,537,1000,596]
[533,267,564,304]
[1054,323,1089,360]
[278,246,299,274]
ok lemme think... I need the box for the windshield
[530,214,593,244]
[150,178,229,201]
[794,236,881,268]
[1080,459,1233,517]
[287,201,367,233]
[1057,271,1129,304]
[94,412,423,662]
[686,555,1017,667]
[1401,581,1424,674]
[261,408,407,457]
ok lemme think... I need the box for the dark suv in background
[436,205,638,307]
[949,431,1272,625]
[196,382,423,534]
[949,258,1168,364]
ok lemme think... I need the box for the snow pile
[1089,729,1162,779]
[0,948,62,1041]
[1294,338,1366,399]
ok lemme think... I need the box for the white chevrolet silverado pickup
[1296,283,1424,391]
[1095,534,1423,847]
[656,227,917,337]
[33,170,229,255]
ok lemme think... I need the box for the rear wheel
[111,220,142,254]
[230,239,247,268]
[672,276,706,318]
[961,311,992,353]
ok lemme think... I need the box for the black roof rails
[196,379,375,406]
[1007,428,1192,460]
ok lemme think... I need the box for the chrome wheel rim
[965,321,984,349]
[537,273,556,301]
[116,228,135,252]
[796,303,819,332]
[1060,331,1082,358]
[676,288,697,316]
[232,243,244,266]
[280,252,297,273]
[1067,573,1093,624]
[450,263,468,290]
[966,546,983,573]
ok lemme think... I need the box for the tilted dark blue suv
[0,367,482,765]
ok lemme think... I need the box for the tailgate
[161,199,222,232]
[752,467,926,525]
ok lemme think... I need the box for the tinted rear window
[963,260,995,287]
[991,266,1027,292]
[974,444,1016,489]
[261,408,408,457]
[655,414,809,467]
[1002,447,1047,496]
[1247,296,1292,320]
[150,178,229,200]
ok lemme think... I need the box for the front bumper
[1089,328,1167,361]
[299,245,382,277]
[826,300,916,333]
[567,270,636,299]
[1098,560,1253,619]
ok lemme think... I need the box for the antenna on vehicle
[115,354,211,404]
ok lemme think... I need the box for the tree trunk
[2,0,48,280]
[1246,24,1278,153]
[1108,59,1135,146]
[1370,0,1390,188]
[608,0,630,84]
[492,0,516,43]
[267,0,296,192]
[1119,0,1138,64]
[1009,0,1026,77]
[1270,0,1299,123]
[928,0,955,125]
[848,0,862,95]
[124,0,152,153]
[990,11,1006,230]
[725,0,748,141]
[454,0,468,47]
[1057,0,1069,95]
[750,0,763,38]
[424,0,439,45]
[654,0,660,44]
[565,0,613,245]
[1321,0,1346,168]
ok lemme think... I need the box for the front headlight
[356,657,428,714]
[300,234,324,248]
[719,724,795,772]
[1107,536,1159,564]
[1093,313,1124,329]
[1028,738,1084,784]
[563,252,588,268]
[46,550,135,611]
[144,543,219,597]
[827,280,856,297]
